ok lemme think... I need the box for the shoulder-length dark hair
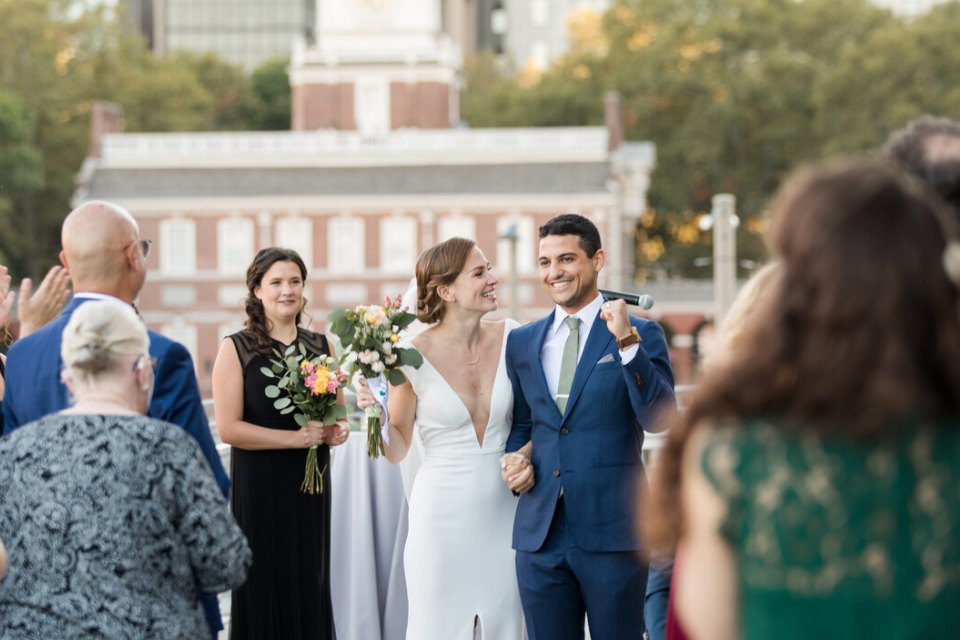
[243,247,308,356]
[646,157,960,549]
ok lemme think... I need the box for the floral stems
[300,445,328,494]
[366,403,385,459]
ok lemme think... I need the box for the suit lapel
[531,311,557,416]
[563,310,613,419]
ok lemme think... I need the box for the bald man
[2,201,230,638]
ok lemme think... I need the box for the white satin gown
[401,320,524,640]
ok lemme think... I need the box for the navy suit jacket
[2,296,230,497]
[505,310,675,553]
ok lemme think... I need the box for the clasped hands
[500,450,535,495]
[296,419,349,448]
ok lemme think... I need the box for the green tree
[246,57,292,130]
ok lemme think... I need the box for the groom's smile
[538,234,605,314]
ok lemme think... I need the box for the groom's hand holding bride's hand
[501,452,535,495]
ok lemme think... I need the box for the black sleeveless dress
[228,329,335,640]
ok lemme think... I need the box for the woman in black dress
[213,247,350,640]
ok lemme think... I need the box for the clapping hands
[0,264,71,339]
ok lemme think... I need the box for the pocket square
[596,353,616,365]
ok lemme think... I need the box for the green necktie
[556,316,581,413]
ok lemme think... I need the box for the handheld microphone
[599,288,654,310]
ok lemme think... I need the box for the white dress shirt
[541,294,638,400]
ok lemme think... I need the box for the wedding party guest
[212,247,349,640]
[1,200,229,637]
[0,262,71,428]
[503,213,676,640]
[654,261,783,640]
[649,158,960,640]
[884,115,960,216]
[356,237,526,639]
[0,301,251,638]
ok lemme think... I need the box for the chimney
[604,91,623,152]
[90,101,124,158]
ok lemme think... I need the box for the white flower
[371,361,386,373]
[359,350,374,365]
[342,351,358,366]
[385,353,398,365]
[381,341,393,352]
[368,350,381,362]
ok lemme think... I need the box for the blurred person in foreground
[1,200,230,636]
[0,300,251,638]
[647,158,960,640]
[884,115,960,217]
[212,247,349,640]
[655,261,783,640]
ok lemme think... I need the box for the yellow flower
[366,312,377,324]
[313,369,331,395]
[390,333,399,343]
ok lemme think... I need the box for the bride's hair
[415,237,476,325]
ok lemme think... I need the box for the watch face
[357,0,391,10]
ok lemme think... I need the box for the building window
[530,0,549,26]
[380,216,417,274]
[159,218,196,275]
[438,215,476,242]
[276,216,313,266]
[327,216,365,273]
[355,76,390,136]
[497,216,536,275]
[218,217,255,275]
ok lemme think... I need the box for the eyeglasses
[125,239,152,259]
[133,353,158,372]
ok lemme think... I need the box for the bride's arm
[383,380,417,464]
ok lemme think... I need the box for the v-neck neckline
[415,325,507,449]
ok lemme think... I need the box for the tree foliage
[0,0,291,279]
[463,0,960,279]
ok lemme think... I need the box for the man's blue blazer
[505,310,675,553]
[2,296,230,497]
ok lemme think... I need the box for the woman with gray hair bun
[0,300,252,639]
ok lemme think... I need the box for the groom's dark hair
[539,213,602,257]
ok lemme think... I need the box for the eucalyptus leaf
[294,413,308,428]
[277,377,289,389]
[260,367,275,378]
[387,368,407,386]
[399,348,424,367]
[332,404,348,420]
[284,344,296,356]
[273,397,292,410]
[280,405,296,415]
[265,385,281,398]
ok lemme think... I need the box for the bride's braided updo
[415,237,476,325]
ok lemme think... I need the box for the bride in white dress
[358,237,533,640]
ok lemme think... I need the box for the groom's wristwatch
[616,327,641,350]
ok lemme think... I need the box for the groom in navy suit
[2,201,229,638]
[504,213,675,639]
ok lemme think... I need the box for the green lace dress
[700,420,960,639]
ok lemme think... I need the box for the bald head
[61,201,145,300]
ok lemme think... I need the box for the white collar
[551,293,604,336]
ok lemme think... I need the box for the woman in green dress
[649,158,960,640]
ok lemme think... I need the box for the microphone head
[637,295,654,310]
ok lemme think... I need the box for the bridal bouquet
[328,295,423,459]
[263,344,348,494]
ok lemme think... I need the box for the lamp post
[711,194,737,324]
[499,223,519,319]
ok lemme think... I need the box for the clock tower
[290,0,462,133]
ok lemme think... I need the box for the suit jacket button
[553,469,561,477]
[560,427,569,435]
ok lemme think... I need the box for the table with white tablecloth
[330,432,410,640]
